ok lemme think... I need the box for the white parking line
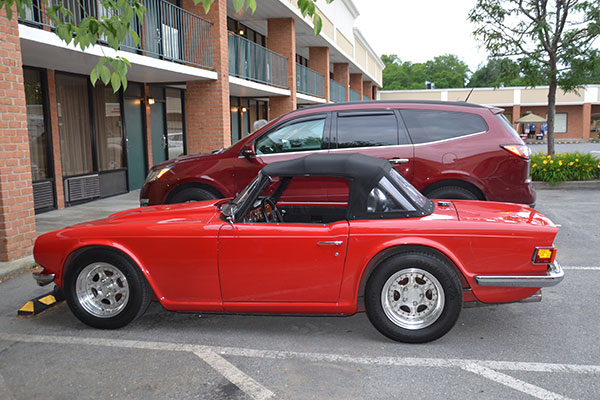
[1,332,598,399]
[193,349,275,400]
[562,266,600,271]
[461,363,571,400]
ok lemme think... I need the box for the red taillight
[532,247,556,264]
[501,144,530,159]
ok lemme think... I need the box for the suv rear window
[401,110,488,144]
[336,112,400,148]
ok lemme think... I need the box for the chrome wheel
[75,262,130,318]
[381,268,445,330]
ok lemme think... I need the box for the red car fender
[339,237,471,314]
[59,241,166,302]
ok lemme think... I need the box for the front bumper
[32,267,55,286]
[474,260,564,287]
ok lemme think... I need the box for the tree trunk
[546,74,557,157]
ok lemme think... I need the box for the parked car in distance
[140,100,536,207]
[33,154,562,343]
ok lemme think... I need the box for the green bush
[530,152,600,184]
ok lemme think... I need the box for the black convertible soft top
[261,153,390,188]
[259,153,434,220]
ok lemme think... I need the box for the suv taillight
[501,144,530,160]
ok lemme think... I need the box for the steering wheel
[260,197,283,223]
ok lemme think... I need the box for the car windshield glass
[221,175,262,217]
[387,168,429,208]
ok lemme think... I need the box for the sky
[353,0,490,72]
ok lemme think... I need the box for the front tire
[64,249,153,329]
[365,252,462,343]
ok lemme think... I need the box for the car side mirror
[242,143,255,158]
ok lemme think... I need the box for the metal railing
[228,32,288,89]
[19,0,213,69]
[296,63,324,98]
[349,88,360,102]
[330,79,347,103]
[363,96,369,101]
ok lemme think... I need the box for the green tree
[423,54,470,89]
[1,0,332,92]
[469,0,600,156]
[381,54,427,90]
[468,58,537,87]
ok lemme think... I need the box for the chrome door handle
[389,158,409,164]
[317,241,343,246]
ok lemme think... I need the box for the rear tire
[64,249,152,329]
[427,185,479,200]
[365,252,462,343]
[169,187,218,203]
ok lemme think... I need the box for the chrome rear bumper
[474,261,564,287]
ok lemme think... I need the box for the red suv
[140,101,535,206]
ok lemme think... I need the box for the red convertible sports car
[33,154,563,343]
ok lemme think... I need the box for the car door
[233,113,332,200]
[218,220,349,305]
[327,110,414,201]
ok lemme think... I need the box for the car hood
[452,200,557,227]
[72,200,222,227]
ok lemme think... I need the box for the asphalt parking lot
[1,188,599,399]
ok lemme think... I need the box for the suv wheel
[169,188,218,204]
[427,186,479,200]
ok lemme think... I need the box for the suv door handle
[389,158,409,164]
[317,241,343,246]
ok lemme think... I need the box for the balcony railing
[19,0,213,70]
[296,64,324,98]
[228,32,288,89]
[363,96,368,101]
[349,88,360,102]
[330,79,346,103]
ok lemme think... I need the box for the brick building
[379,86,600,139]
[0,0,384,261]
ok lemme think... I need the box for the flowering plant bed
[531,153,600,184]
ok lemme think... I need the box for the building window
[166,88,185,159]
[56,73,94,176]
[24,68,51,181]
[230,96,268,143]
[296,54,308,67]
[93,85,124,170]
[554,113,567,133]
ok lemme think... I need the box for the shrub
[530,152,600,184]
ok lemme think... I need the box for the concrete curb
[526,139,600,145]
[533,180,600,190]
[0,255,35,281]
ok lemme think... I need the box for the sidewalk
[526,138,600,145]
[0,190,140,280]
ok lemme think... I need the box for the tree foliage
[381,54,469,90]
[468,58,533,87]
[423,54,470,89]
[469,0,600,156]
[1,0,332,92]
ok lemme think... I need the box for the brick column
[0,7,36,261]
[350,73,363,100]
[333,63,349,101]
[512,104,521,133]
[267,18,296,119]
[182,0,231,154]
[46,70,64,208]
[372,86,378,100]
[582,103,592,139]
[362,80,372,100]
[309,47,330,102]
